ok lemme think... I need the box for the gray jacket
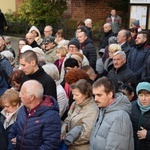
[90,92,134,150]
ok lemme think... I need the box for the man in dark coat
[108,51,137,92]
[117,29,131,59]
[19,50,57,100]
[0,122,7,150]
[0,9,7,35]
[127,31,150,82]
[99,23,115,50]
[25,32,40,48]
[77,29,97,71]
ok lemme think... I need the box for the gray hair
[113,51,126,60]
[42,63,59,82]
[84,18,92,25]
[23,80,44,99]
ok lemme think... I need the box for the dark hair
[64,58,79,68]
[77,21,85,27]
[19,50,38,64]
[118,83,134,95]
[93,77,115,98]
[71,79,92,98]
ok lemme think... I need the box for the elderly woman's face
[72,88,87,105]
[138,90,150,107]
[2,101,19,113]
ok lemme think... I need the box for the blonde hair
[56,47,67,57]
[0,89,21,107]
[109,44,122,53]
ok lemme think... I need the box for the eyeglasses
[69,46,77,49]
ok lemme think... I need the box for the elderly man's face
[113,54,126,69]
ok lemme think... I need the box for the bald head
[26,33,35,45]
[103,23,111,33]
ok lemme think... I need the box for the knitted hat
[108,36,117,45]
[133,20,140,27]
[43,36,55,44]
[136,82,150,95]
[68,38,80,49]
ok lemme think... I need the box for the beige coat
[61,97,98,150]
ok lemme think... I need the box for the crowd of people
[0,8,150,150]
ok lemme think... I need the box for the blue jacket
[8,95,61,150]
[127,43,150,80]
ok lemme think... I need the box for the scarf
[137,99,150,114]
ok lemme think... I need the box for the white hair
[1,50,14,60]
[42,63,59,81]
[84,18,92,25]
[23,80,44,99]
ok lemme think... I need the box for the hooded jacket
[8,95,61,150]
[28,26,43,46]
[90,92,134,150]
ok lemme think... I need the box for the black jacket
[121,41,131,59]
[0,122,7,150]
[80,38,97,71]
[21,67,57,100]
[99,29,115,49]
[131,101,150,150]
[108,64,137,92]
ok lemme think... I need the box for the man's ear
[31,60,36,66]
[108,91,113,99]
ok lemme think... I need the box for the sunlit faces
[44,26,53,37]
[93,85,113,108]
[138,90,150,107]
[31,30,38,38]
[72,88,87,105]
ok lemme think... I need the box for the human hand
[11,137,16,145]
[137,126,147,140]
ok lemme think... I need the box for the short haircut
[84,18,92,25]
[0,89,21,107]
[113,51,126,60]
[138,31,148,39]
[64,58,79,68]
[71,79,92,98]
[23,80,44,99]
[93,77,115,98]
[77,21,85,27]
[19,50,38,64]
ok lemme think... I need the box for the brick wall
[68,0,116,23]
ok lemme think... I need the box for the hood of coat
[28,26,42,39]
[104,92,132,115]
[29,95,59,117]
